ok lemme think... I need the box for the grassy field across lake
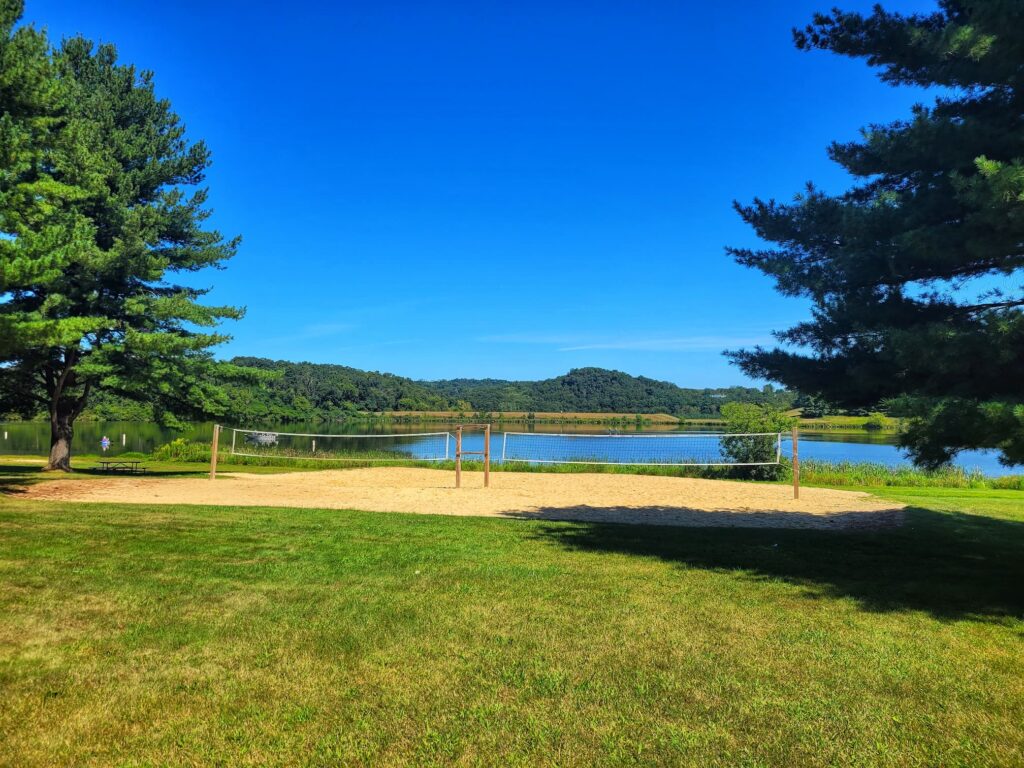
[365,410,683,425]
[1,480,1022,766]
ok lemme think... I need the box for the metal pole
[210,424,220,481]
[484,423,490,488]
[455,425,462,488]
[792,426,799,500]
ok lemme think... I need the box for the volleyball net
[225,427,452,463]
[208,425,798,498]
[500,431,784,466]
[222,428,785,467]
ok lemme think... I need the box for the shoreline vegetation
[3,411,902,433]
[356,411,902,432]
[358,410,682,426]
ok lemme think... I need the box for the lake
[1,420,1018,477]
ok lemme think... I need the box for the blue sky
[31,0,938,386]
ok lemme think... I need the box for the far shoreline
[1,411,902,433]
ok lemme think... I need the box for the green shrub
[863,413,887,431]
[719,402,795,480]
[151,438,210,463]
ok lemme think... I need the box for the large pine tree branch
[794,3,1023,91]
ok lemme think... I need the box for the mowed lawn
[1,486,1022,766]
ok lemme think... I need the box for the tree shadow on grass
[0,464,51,494]
[517,505,1024,622]
[0,462,203,495]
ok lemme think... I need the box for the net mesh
[500,432,782,466]
[228,429,451,462]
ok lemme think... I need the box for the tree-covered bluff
[429,367,794,416]
[65,359,794,423]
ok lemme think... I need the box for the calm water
[1,420,1017,477]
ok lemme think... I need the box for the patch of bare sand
[22,467,903,529]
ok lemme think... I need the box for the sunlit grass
[1,485,1022,766]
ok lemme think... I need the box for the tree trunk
[45,409,75,472]
[42,352,89,473]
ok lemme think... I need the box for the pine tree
[728,1,1024,468]
[0,2,243,470]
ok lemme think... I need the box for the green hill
[75,359,795,423]
[430,367,794,415]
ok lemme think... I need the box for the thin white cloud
[479,332,770,352]
[478,333,582,345]
[263,322,356,346]
[327,338,417,353]
[303,323,356,338]
[559,336,770,352]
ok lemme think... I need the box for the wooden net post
[455,425,462,489]
[791,426,800,500]
[484,423,490,488]
[210,424,220,481]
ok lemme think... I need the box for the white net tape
[227,428,451,462]
[500,431,783,466]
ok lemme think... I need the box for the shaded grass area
[0,456,317,495]
[1,490,1022,766]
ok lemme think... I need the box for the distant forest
[74,358,796,423]
[428,369,794,416]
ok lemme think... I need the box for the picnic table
[97,459,147,474]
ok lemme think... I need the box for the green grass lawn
[1,477,1022,766]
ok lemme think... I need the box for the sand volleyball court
[24,467,903,529]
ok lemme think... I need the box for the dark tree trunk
[40,348,91,472]
[46,408,75,472]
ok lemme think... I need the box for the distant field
[370,410,683,424]
[796,414,901,431]
[372,411,901,432]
